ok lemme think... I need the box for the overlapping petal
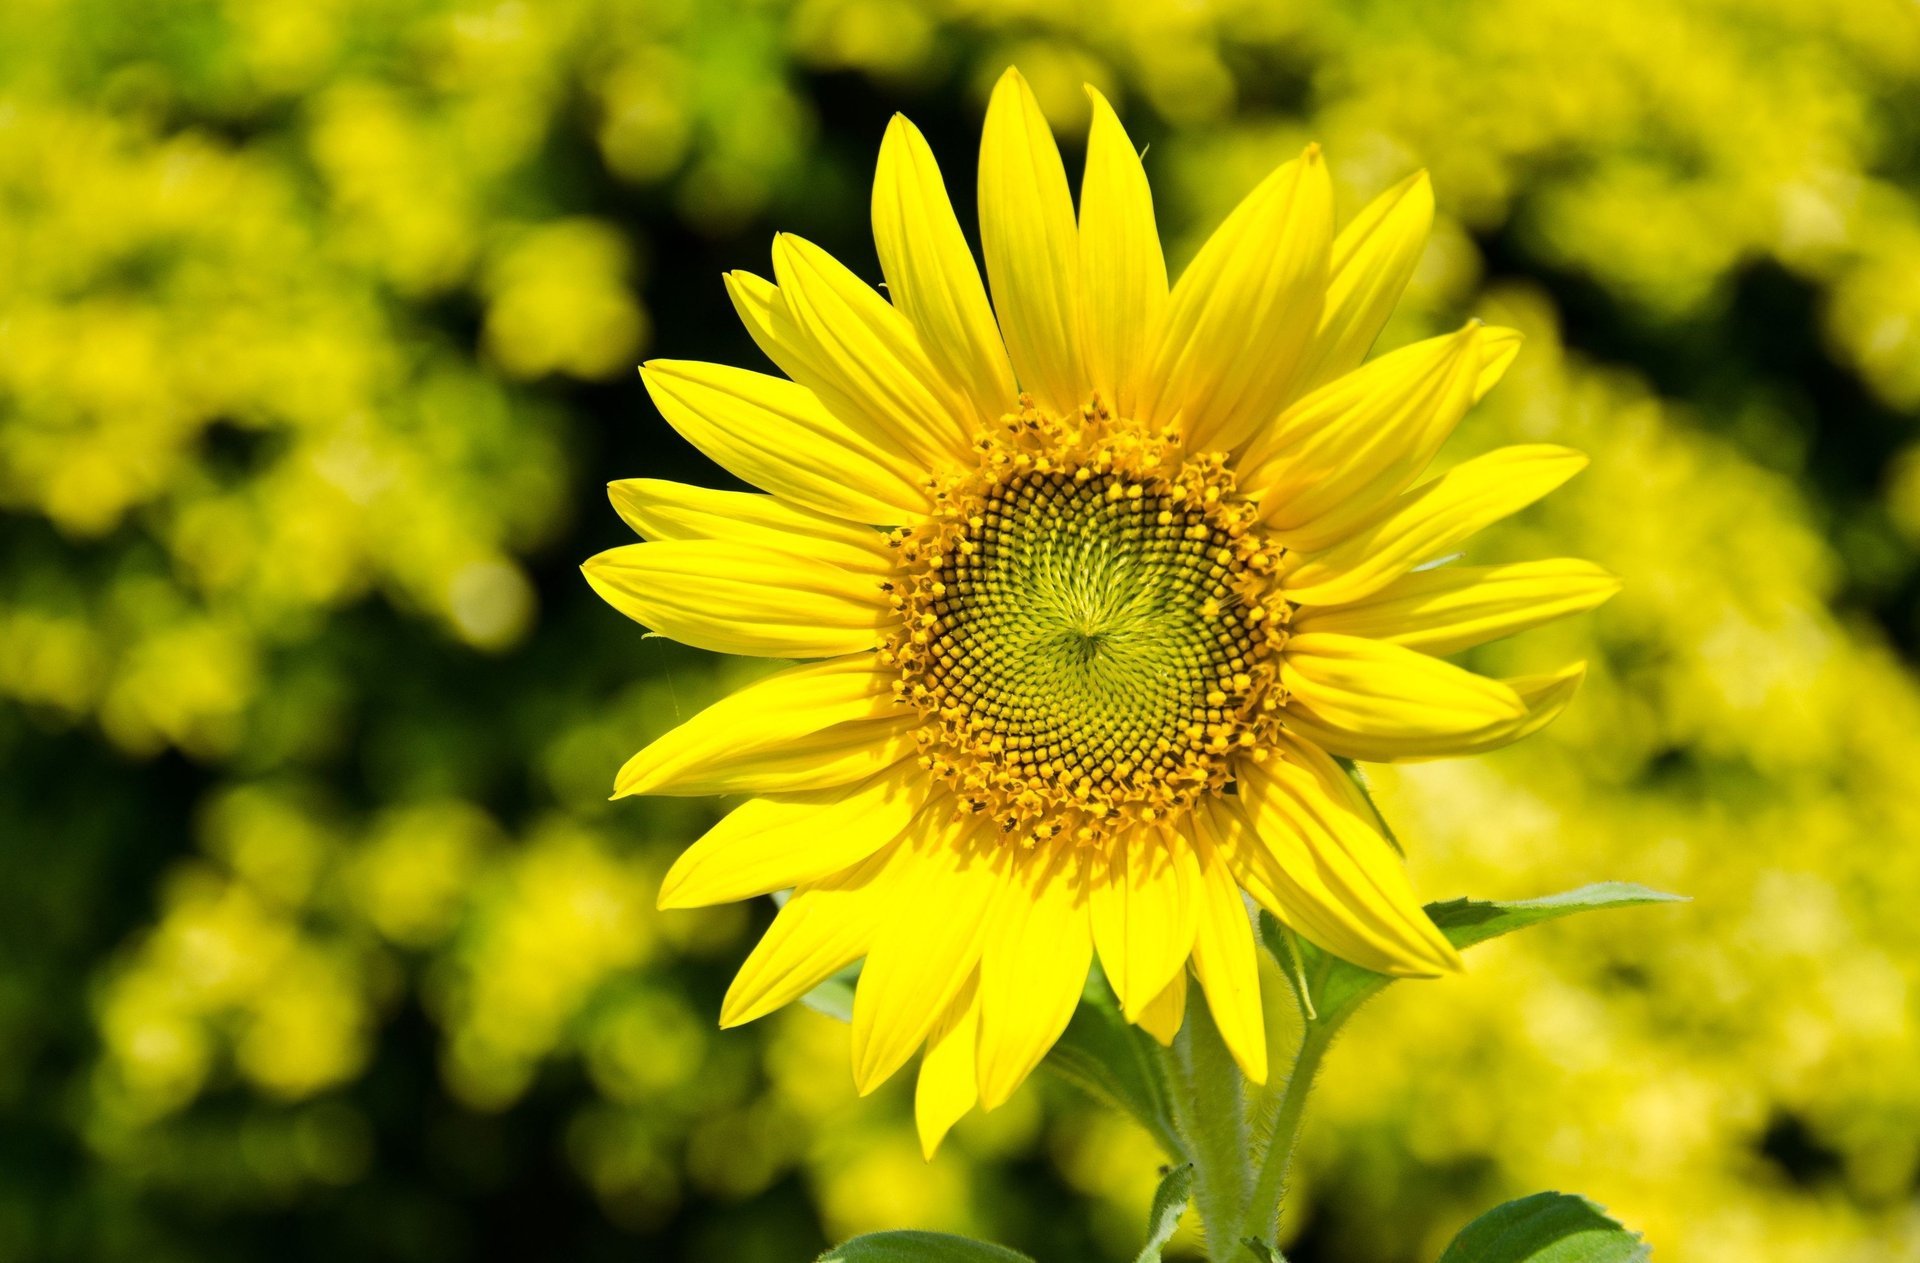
[1291,169,1434,398]
[852,810,1005,1095]
[914,975,981,1159]
[1281,445,1590,606]
[657,763,927,909]
[1077,86,1168,418]
[1135,968,1187,1046]
[1241,322,1499,551]
[583,539,894,658]
[1291,559,1620,655]
[1189,825,1267,1083]
[614,655,912,797]
[771,233,976,467]
[640,357,930,525]
[1227,745,1460,976]
[979,68,1087,416]
[608,478,892,573]
[720,839,910,1028]
[1282,661,1590,762]
[1281,632,1528,742]
[1137,146,1332,452]
[1090,828,1199,1021]
[975,843,1093,1109]
[873,114,1019,425]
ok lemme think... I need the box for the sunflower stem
[1241,1015,1338,1251]
[1165,994,1250,1263]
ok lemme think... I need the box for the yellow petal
[583,539,893,658]
[1077,85,1168,418]
[1090,829,1200,1021]
[608,478,893,573]
[1139,145,1332,453]
[915,974,981,1160]
[1188,825,1267,1083]
[975,843,1093,1110]
[1281,660,1589,762]
[1199,783,1416,973]
[1474,326,1523,402]
[1291,170,1434,397]
[979,66,1086,416]
[615,656,911,798]
[1242,324,1493,552]
[726,268,812,376]
[640,358,930,525]
[1233,746,1460,977]
[1291,559,1620,656]
[657,763,927,909]
[874,114,1018,425]
[851,815,1005,1095]
[1135,967,1187,1046]
[772,233,974,468]
[1281,632,1527,742]
[1280,445,1589,606]
[720,839,908,1027]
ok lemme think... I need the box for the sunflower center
[882,405,1289,845]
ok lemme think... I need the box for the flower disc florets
[880,400,1291,846]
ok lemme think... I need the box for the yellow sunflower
[586,68,1615,1158]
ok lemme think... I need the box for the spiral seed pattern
[882,406,1289,845]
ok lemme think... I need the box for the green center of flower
[934,470,1251,782]
[883,409,1290,845]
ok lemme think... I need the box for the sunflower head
[586,67,1615,1157]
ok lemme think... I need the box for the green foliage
[1262,886,1686,1028]
[1043,978,1186,1161]
[1438,1193,1649,1263]
[819,1231,1035,1263]
[800,963,859,1024]
[1132,1164,1195,1263]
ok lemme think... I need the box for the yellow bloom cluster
[5,1,1916,1261]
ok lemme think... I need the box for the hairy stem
[1165,995,1250,1262]
[1243,1018,1337,1248]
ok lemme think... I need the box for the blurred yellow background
[2,1,1918,1260]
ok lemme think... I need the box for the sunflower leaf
[817,1230,1035,1262]
[798,961,860,1023]
[1132,1163,1194,1262]
[1263,884,1685,1029]
[1423,883,1688,952]
[1436,1191,1650,1262]
[1042,977,1186,1161]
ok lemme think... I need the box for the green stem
[1242,1018,1337,1248]
[1165,994,1250,1263]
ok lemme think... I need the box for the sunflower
[586,68,1615,1157]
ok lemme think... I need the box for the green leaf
[1239,1240,1283,1262]
[1041,977,1186,1160]
[1263,885,1686,1030]
[799,962,858,1023]
[1424,884,1687,952]
[1132,1163,1194,1263]
[1437,1192,1650,1262]
[817,1230,1035,1263]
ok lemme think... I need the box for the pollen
[883,400,1290,845]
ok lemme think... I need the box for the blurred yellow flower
[588,67,1615,1157]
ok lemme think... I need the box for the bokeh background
[3,0,1919,1260]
